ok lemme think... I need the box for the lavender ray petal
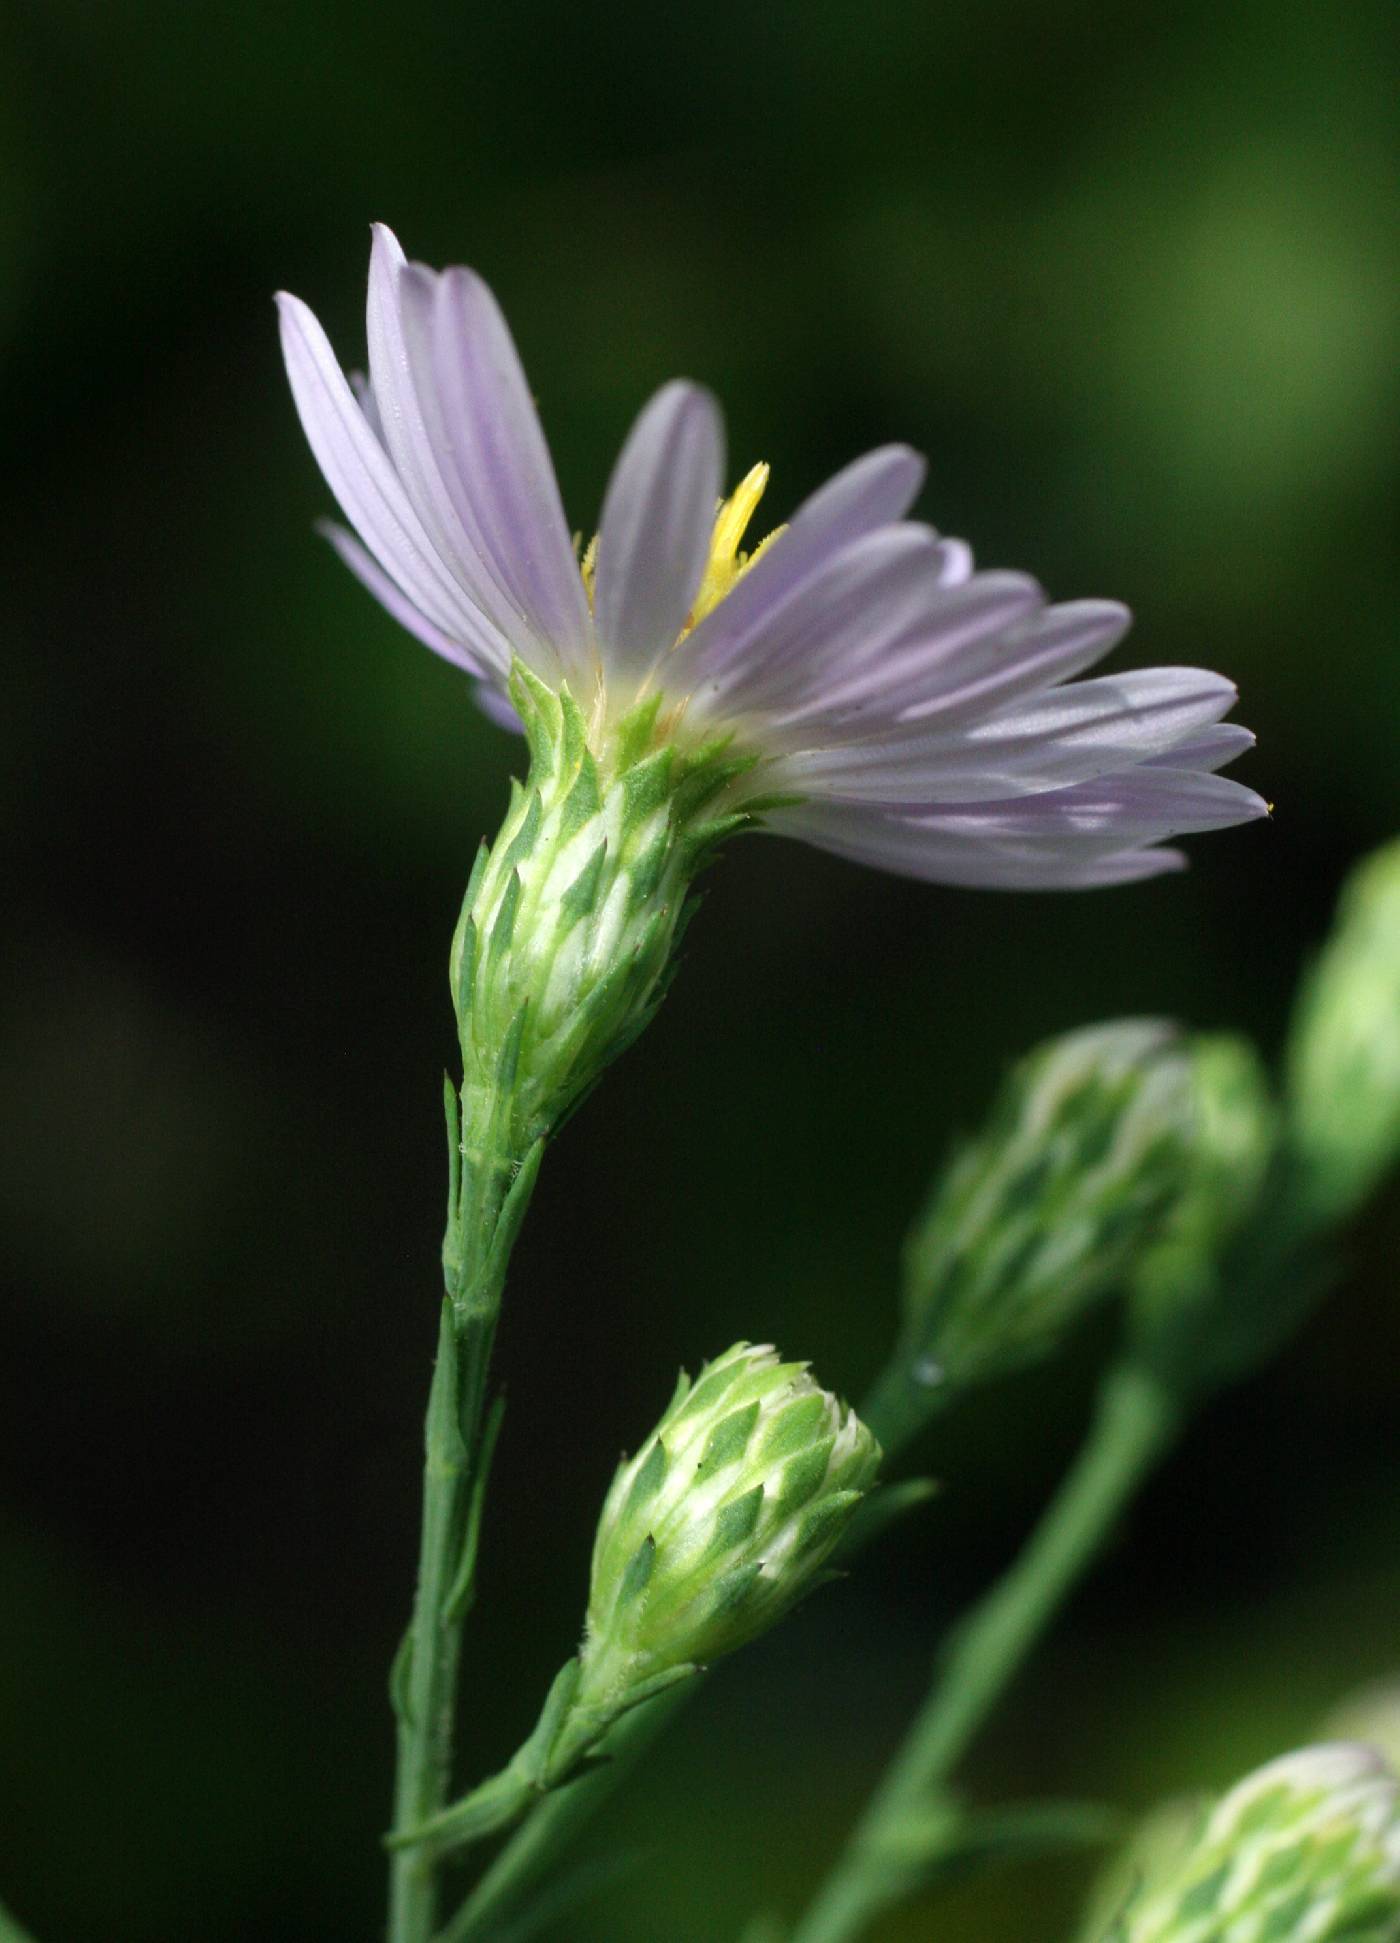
[1143,722,1257,773]
[670,444,928,688]
[395,264,539,645]
[592,381,724,681]
[769,797,1191,888]
[686,525,953,725]
[276,290,507,660]
[320,523,495,676]
[330,518,523,729]
[348,369,385,445]
[750,570,1052,737]
[774,765,1264,861]
[935,536,974,587]
[776,667,1242,804]
[364,227,533,658]
[428,260,593,675]
[892,598,1133,730]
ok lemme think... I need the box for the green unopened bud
[580,1343,881,1703]
[1127,1035,1278,1386]
[1086,1744,1400,1942]
[402,1343,880,1859]
[1287,839,1400,1224]
[880,1022,1193,1419]
[450,662,754,1151]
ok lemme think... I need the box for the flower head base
[580,1344,880,1706]
[1086,1744,1400,1943]
[278,226,1267,892]
[448,660,757,1159]
[1286,838,1400,1223]
[892,1021,1196,1400]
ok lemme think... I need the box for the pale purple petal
[323,522,519,731]
[780,763,1261,851]
[686,525,950,723]
[935,537,974,587]
[348,370,384,443]
[776,667,1241,804]
[428,259,593,675]
[772,799,1192,889]
[748,571,1053,737]
[672,444,927,688]
[923,766,1269,840]
[363,228,530,658]
[890,599,1133,730]
[320,522,486,675]
[276,290,505,659]
[593,382,724,681]
[1144,723,1257,772]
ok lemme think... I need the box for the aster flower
[276,225,1265,890]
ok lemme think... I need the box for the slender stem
[388,1306,493,1943]
[441,1690,690,1942]
[789,1361,1179,1943]
[386,1079,539,1943]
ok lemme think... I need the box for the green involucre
[897,1020,1197,1391]
[1082,1744,1400,1943]
[449,660,760,1159]
[581,1343,881,1702]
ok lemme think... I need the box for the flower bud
[1287,839,1400,1224]
[1127,1035,1278,1385]
[450,662,754,1152]
[1085,1744,1400,1942]
[579,1343,881,1705]
[880,1022,1194,1419]
[402,1343,879,1856]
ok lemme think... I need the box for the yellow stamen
[576,462,785,640]
[579,532,599,611]
[687,463,783,632]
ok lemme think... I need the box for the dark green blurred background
[3,1,1396,1936]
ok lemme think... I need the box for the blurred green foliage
[1,0,1396,1937]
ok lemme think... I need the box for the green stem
[386,1081,541,1943]
[388,1305,493,1943]
[790,1360,1179,1943]
[440,1690,690,1943]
